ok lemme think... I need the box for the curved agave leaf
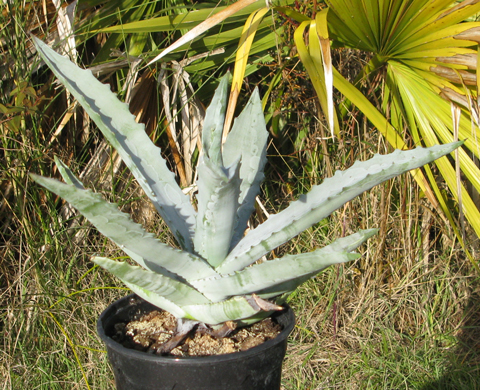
[200,252,360,301]
[181,295,268,325]
[332,67,452,240]
[94,257,281,326]
[193,229,376,301]
[122,282,187,320]
[93,257,210,306]
[222,88,269,248]
[194,80,268,264]
[30,174,217,280]
[54,156,85,189]
[54,159,177,271]
[194,74,243,265]
[33,37,197,252]
[201,74,229,167]
[218,142,463,274]
[194,155,241,267]
[254,229,378,299]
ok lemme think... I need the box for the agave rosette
[32,37,461,326]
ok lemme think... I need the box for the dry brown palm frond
[159,62,205,187]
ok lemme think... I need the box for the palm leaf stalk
[31,37,461,348]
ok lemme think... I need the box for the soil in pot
[111,308,283,356]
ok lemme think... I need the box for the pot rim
[97,294,296,365]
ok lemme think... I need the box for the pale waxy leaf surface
[54,156,84,189]
[30,174,217,281]
[197,252,359,301]
[181,296,267,325]
[194,155,241,267]
[194,74,242,266]
[122,282,187,320]
[222,88,268,249]
[194,229,376,301]
[201,74,229,167]
[218,142,463,274]
[93,257,210,306]
[95,258,277,325]
[33,37,196,252]
[253,229,378,298]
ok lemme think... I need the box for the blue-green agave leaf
[122,282,187,320]
[54,156,85,189]
[202,74,229,167]
[222,88,269,249]
[194,155,241,267]
[251,229,378,299]
[33,37,196,252]
[93,257,210,306]
[218,142,463,274]
[30,174,217,280]
[193,230,376,301]
[181,296,268,325]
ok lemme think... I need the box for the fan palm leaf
[292,0,480,263]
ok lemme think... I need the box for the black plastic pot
[97,294,295,390]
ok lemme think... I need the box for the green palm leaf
[297,0,480,262]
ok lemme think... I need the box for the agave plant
[31,37,461,347]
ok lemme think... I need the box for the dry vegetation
[1,1,480,389]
